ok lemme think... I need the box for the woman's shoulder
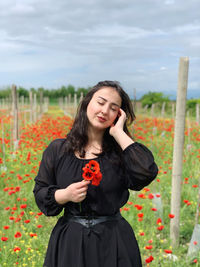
[49,138,66,146]
[45,138,67,154]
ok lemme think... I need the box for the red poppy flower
[14,232,22,238]
[91,171,102,186]
[1,237,8,241]
[14,247,21,252]
[139,232,145,236]
[145,255,154,263]
[151,208,157,211]
[157,218,162,224]
[145,245,153,250]
[157,225,164,231]
[20,204,27,209]
[29,233,37,237]
[82,169,94,181]
[138,194,146,199]
[89,160,100,174]
[168,214,175,219]
[164,249,172,254]
[134,204,143,210]
[82,163,90,172]
[148,193,154,199]
[82,160,102,186]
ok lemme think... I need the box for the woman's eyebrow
[97,96,120,107]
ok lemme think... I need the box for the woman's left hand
[109,108,127,137]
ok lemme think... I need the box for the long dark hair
[65,80,136,158]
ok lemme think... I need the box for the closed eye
[97,101,105,105]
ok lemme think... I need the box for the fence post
[11,84,19,149]
[133,88,136,112]
[161,102,166,117]
[74,93,77,107]
[33,93,37,123]
[172,102,175,118]
[151,103,155,117]
[170,57,189,247]
[29,91,33,123]
[80,92,84,103]
[196,103,200,125]
[39,91,43,117]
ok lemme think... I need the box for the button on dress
[33,139,158,267]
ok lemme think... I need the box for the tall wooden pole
[29,91,33,123]
[33,93,37,123]
[133,88,136,112]
[170,57,189,247]
[196,103,200,125]
[11,84,19,148]
[39,90,43,117]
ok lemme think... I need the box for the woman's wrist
[54,188,69,205]
[112,130,134,150]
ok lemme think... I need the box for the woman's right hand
[55,180,90,205]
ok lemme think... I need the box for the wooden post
[74,93,77,107]
[39,90,43,117]
[33,93,37,123]
[29,91,33,123]
[1,118,7,171]
[69,94,71,104]
[170,57,189,247]
[161,102,166,117]
[133,88,136,112]
[196,103,200,125]
[172,102,175,118]
[80,92,84,103]
[11,84,19,148]
[151,103,155,117]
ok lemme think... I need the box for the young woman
[33,80,158,267]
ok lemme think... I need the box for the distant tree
[30,87,37,94]
[186,99,200,109]
[0,87,11,99]
[186,98,200,115]
[140,91,170,108]
[66,85,75,97]
[59,86,68,97]
[76,87,89,98]
[18,87,29,98]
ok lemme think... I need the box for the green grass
[0,110,200,266]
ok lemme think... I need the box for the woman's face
[86,87,122,131]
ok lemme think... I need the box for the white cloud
[0,0,199,98]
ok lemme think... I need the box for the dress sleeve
[122,142,158,191]
[33,139,64,216]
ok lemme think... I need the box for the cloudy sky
[0,0,199,99]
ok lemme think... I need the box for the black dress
[33,139,158,267]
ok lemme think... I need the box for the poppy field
[0,106,200,266]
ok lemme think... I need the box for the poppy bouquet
[82,160,102,186]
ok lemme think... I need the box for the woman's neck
[87,126,104,147]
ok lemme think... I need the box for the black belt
[64,212,122,228]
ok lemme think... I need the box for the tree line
[0,85,89,100]
[0,85,199,114]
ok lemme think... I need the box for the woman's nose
[101,104,109,114]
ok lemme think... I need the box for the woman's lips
[97,116,106,122]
